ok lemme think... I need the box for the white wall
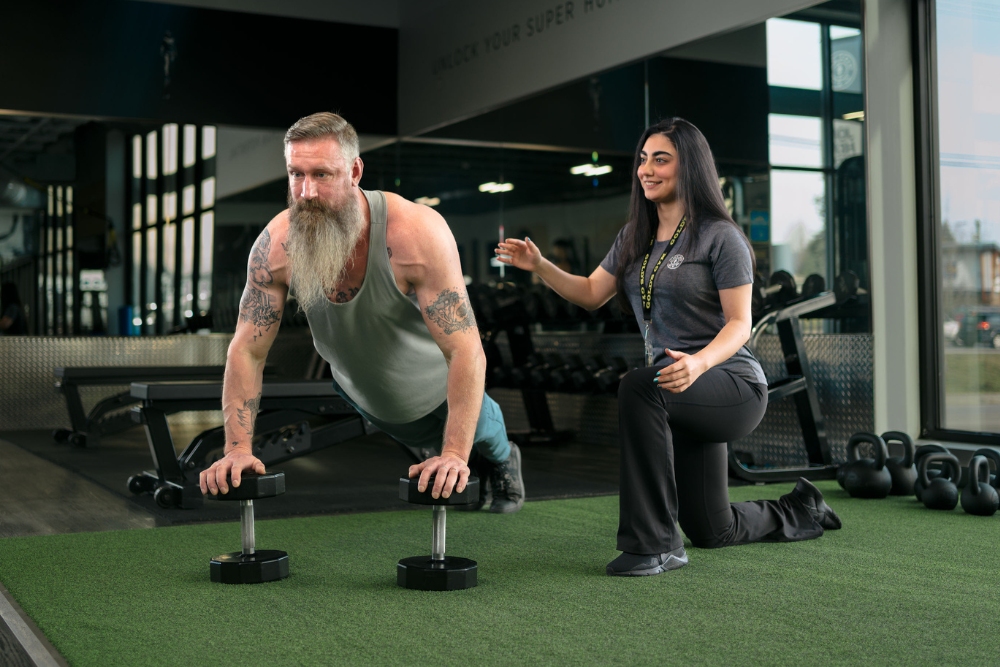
[864,0,920,435]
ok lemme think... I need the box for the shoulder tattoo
[236,392,262,436]
[239,229,282,341]
[425,287,476,335]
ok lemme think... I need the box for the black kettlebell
[837,431,883,489]
[841,433,892,499]
[960,455,999,517]
[970,448,1000,490]
[881,430,916,496]
[913,444,949,502]
[919,452,961,510]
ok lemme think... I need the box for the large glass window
[935,0,1000,434]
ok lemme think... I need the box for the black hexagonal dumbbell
[206,471,289,585]
[397,476,481,591]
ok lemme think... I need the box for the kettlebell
[837,431,883,489]
[913,444,949,502]
[919,452,961,510]
[960,455,999,516]
[881,430,916,496]
[841,433,892,499]
[970,448,1000,490]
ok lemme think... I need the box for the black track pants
[616,366,823,554]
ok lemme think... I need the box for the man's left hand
[654,349,708,393]
[408,454,471,499]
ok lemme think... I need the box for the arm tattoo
[236,392,262,436]
[239,230,281,341]
[425,288,476,335]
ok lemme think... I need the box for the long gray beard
[286,191,365,312]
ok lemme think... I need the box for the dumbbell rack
[728,291,841,483]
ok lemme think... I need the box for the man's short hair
[284,112,359,163]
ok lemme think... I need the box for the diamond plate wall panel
[489,332,872,462]
[0,332,318,430]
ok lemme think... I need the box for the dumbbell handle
[432,505,446,561]
[241,499,255,556]
[761,283,783,296]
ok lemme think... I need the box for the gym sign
[399,0,821,136]
[430,1,617,77]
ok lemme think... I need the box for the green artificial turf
[2,482,1000,666]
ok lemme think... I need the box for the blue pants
[331,381,511,464]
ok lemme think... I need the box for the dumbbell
[528,352,565,389]
[397,476,481,591]
[207,471,289,584]
[800,274,826,300]
[593,356,630,394]
[548,354,588,392]
[762,270,798,311]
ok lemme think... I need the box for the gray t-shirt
[600,220,767,386]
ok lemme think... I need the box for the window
[932,0,1000,435]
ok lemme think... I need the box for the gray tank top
[303,190,449,423]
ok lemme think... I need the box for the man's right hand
[200,450,266,496]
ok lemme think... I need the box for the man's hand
[408,454,471,499]
[654,349,709,393]
[200,450,266,496]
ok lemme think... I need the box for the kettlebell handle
[880,430,915,467]
[848,433,888,470]
[969,455,990,496]
[918,452,961,487]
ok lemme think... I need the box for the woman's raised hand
[495,237,543,272]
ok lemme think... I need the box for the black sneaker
[489,442,525,514]
[789,477,842,530]
[455,456,492,512]
[606,547,688,576]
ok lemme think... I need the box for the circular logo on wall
[667,255,685,270]
[832,51,858,91]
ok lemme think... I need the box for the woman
[496,118,841,576]
[0,282,28,335]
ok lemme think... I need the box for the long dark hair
[614,117,753,313]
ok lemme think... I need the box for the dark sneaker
[489,442,525,514]
[606,547,688,576]
[455,458,492,512]
[789,477,842,530]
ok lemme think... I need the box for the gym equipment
[881,431,917,496]
[840,433,892,499]
[913,444,950,501]
[800,274,826,300]
[51,365,273,447]
[593,356,630,394]
[960,455,999,516]
[127,380,387,509]
[764,270,798,311]
[207,472,289,584]
[971,448,1000,489]
[397,476,480,591]
[918,452,961,510]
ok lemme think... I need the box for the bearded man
[199,112,524,511]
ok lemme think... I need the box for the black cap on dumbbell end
[206,471,285,501]
[399,476,480,505]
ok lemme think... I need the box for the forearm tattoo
[236,392,262,436]
[239,229,281,340]
[425,288,476,335]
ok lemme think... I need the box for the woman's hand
[654,349,708,393]
[495,238,542,272]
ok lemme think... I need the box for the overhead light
[842,111,865,121]
[478,182,514,193]
[570,164,613,177]
[415,196,441,206]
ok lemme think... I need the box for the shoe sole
[606,553,689,576]
[489,443,525,514]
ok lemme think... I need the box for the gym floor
[0,421,620,664]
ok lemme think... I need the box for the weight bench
[52,366,273,448]
[127,380,424,509]
[727,290,846,483]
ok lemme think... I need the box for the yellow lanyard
[639,217,686,321]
